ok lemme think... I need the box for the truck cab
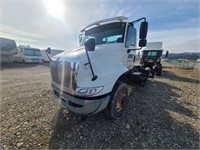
[50,16,148,118]
[41,48,64,62]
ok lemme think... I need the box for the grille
[50,56,80,95]
[50,61,71,88]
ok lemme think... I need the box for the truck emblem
[128,54,134,58]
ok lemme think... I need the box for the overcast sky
[0,0,199,52]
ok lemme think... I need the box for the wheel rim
[115,90,126,112]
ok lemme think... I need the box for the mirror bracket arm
[127,47,142,53]
[132,17,146,24]
[85,49,98,81]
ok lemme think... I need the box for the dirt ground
[0,62,199,149]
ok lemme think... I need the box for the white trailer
[41,48,64,62]
[13,45,42,63]
[0,37,17,63]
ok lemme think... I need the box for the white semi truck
[50,16,148,118]
[41,48,64,62]
[14,45,42,63]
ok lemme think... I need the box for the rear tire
[149,71,155,78]
[157,69,162,76]
[156,64,162,76]
[104,81,128,119]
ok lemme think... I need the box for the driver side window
[103,35,122,43]
[125,25,136,48]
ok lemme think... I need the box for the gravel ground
[0,62,199,149]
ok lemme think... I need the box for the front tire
[105,81,128,119]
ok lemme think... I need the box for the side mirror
[47,47,51,54]
[139,21,148,47]
[84,38,95,51]
[139,39,147,47]
[139,21,148,39]
[165,51,169,58]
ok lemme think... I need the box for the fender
[77,60,129,96]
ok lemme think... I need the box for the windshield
[143,51,163,57]
[24,48,41,56]
[80,22,126,46]
[0,37,17,51]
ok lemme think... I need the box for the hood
[51,46,85,62]
[51,43,124,63]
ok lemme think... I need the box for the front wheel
[104,81,128,119]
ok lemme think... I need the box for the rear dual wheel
[156,64,162,76]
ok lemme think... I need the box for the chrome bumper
[52,85,110,115]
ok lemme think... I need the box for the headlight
[75,86,104,96]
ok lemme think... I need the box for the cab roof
[80,16,128,32]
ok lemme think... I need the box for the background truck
[50,16,148,119]
[0,37,17,63]
[41,47,64,62]
[139,42,169,77]
[13,45,42,63]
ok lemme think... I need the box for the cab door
[123,24,137,69]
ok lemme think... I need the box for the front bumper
[24,58,42,63]
[52,85,110,115]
